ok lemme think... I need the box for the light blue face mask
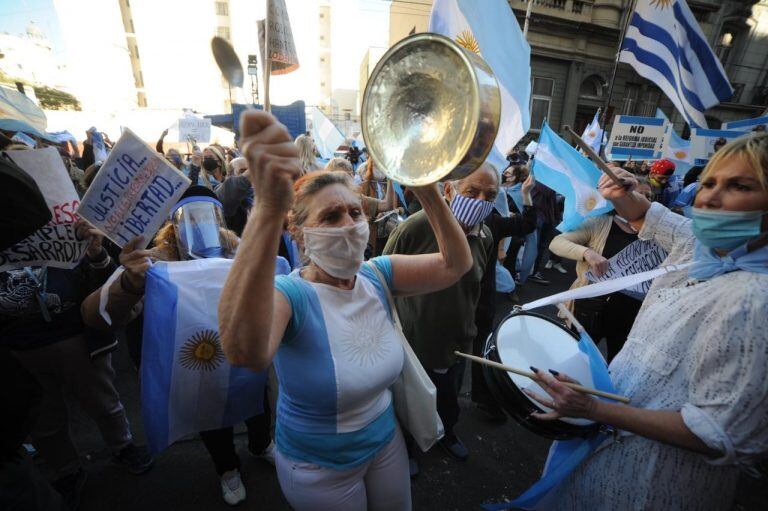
[686,206,766,250]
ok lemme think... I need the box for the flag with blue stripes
[532,123,613,232]
[620,0,733,128]
[309,106,346,160]
[656,108,693,176]
[141,257,290,453]
[429,0,529,219]
[580,109,604,154]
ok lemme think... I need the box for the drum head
[483,311,600,440]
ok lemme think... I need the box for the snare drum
[483,310,600,440]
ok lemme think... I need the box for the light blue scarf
[689,240,768,281]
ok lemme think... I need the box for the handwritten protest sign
[78,128,190,248]
[178,117,211,143]
[606,116,666,161]
[690,128,748,166]
[0,147,89,271]
[585,239,668,300]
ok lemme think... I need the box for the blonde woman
[528,134,768,509]
[295,134,321,175]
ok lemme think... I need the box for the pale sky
[0,0,393,109]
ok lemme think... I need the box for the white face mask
[303,221,370,279]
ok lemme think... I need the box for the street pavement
[37,260,766,510]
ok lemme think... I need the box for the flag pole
[523,0,534,38]
[263,0,272,112]
[599,0,638,149]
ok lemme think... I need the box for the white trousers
[275,425,411,511]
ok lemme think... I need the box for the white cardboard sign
[0,147,89,271]
[178,117,211,143]
[585,239,668,299]
[78,128,191,248]
[689,128,748,166]
[606,116,667,161]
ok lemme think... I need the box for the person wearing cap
[648,158,683,207]
[81,186,278,506]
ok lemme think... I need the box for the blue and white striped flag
[309,106,345,160]
[580,109,604,154]
[656,108,693,175]
[430,0,530,219]
[532,123,613,232]
[141,257,289,453]
[620,0,733,128]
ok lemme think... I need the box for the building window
[320,12,324,18]
[621,83,640,115]
[321,82,326,87]
[637,89,660,116]
[344,111,351,121]
[215,2,229,16]
[216,26,231,40]
[320,57,325,63]
[320,35,325,41]
[530,77,554,131]
[730,83,745,103]
[715,30,735,67]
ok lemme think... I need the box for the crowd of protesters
[2,113,767,511]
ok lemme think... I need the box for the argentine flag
[580,110,604,154]
[310,106,346,160]
[619,0,733,128]
[141,257,290,453]
[532,123,613,232]
[429,0,531,175]
[656,108,693,176]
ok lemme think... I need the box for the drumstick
[454,351,631,404]
[563,125,625,189]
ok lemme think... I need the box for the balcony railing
[510,0,594,23]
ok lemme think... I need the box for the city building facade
[383,0,768,146]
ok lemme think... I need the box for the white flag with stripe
[619,0,733,128]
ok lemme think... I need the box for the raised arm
[599,167,651,231]
[218,111,301,371]
[386,184,473,295]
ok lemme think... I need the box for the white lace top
[550,202,768,510]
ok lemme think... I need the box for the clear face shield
[171,197,233,260]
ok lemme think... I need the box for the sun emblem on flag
[674,150,687,159]
[455,30,480,54]
[584,197,597,212]
[588,131,597,138]
[650,0,673,8]
[338,312,390,367]
[179,329,225,371]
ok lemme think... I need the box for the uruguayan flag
[429,0,531,169]
[141,257,289,453]
[309,106,346,160]
[620,0,733,128]
[532,123,613,232]
[580,110,604,154]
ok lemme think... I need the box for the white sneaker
[544,260,554,269]
[553,262,567,274]
[220,470,246,506]
[249,441,276,467]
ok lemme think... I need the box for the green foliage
[0,69,81,111]
[32,85,81,111]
